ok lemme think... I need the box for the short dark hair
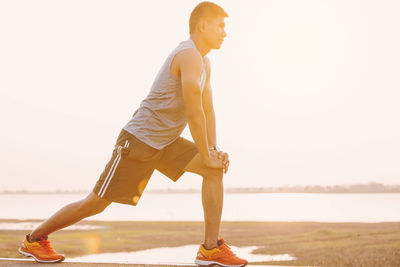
[189,1,228,34]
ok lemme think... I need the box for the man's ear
[197,19,208,33]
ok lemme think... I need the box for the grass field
[1,220,399,266]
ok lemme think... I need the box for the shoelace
[38,239,57,255]
[221,243,236,257]
[214,249,231,259]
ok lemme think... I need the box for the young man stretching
[18,2,247,266]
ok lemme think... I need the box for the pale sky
[1,0,399,191]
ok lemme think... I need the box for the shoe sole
[18,248,65,263]
[195,259,247,267]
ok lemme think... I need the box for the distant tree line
[225,182,400,194]
[1,182,399,194]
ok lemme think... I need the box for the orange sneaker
[18,234,65,263]
[195,238,248,267]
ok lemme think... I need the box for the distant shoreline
[2,182,399,194]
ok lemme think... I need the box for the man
[18,2,247,266]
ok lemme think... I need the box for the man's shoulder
[174,48,203,68]
[176,47,202,59]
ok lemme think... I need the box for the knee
[77,197,110,216]
[89,202,109,215]
[202,167,223,182]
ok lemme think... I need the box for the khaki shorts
[92,129,198,206]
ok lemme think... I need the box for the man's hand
[218,151,230,173]
[208,146,230,173]
[204,150,224,169]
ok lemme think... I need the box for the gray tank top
[123,39,207,149]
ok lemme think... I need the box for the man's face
[203,15,227,49]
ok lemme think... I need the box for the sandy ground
[3,221,399,266]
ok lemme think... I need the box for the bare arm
[202,57,229,173]
[176,49,222,168]
[202,57,217,148]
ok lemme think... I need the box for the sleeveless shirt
[123,39,207,149]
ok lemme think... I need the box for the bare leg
[184,153,224,249]
[201,171,223,249]
[29,192,111,241]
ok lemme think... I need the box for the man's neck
[190,35,210,57]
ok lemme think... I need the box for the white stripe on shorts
[98,140,129,198]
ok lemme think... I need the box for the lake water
[68,245,295,265]
[1,193,399,222]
